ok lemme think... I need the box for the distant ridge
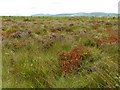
[32,12,117,16]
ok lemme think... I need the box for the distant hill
[32,14,51,16]
[32,12,117,16]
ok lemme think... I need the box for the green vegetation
[1,16,119,88]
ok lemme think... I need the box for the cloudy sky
[0,0,119,16]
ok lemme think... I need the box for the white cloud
[0,0,119,16]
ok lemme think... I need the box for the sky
[0,0,119,16]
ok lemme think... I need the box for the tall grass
[2,16,119,88]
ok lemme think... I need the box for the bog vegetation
[1,16,119,88]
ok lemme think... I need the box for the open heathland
[1,16,119,88]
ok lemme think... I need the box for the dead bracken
[58,44,90,74]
